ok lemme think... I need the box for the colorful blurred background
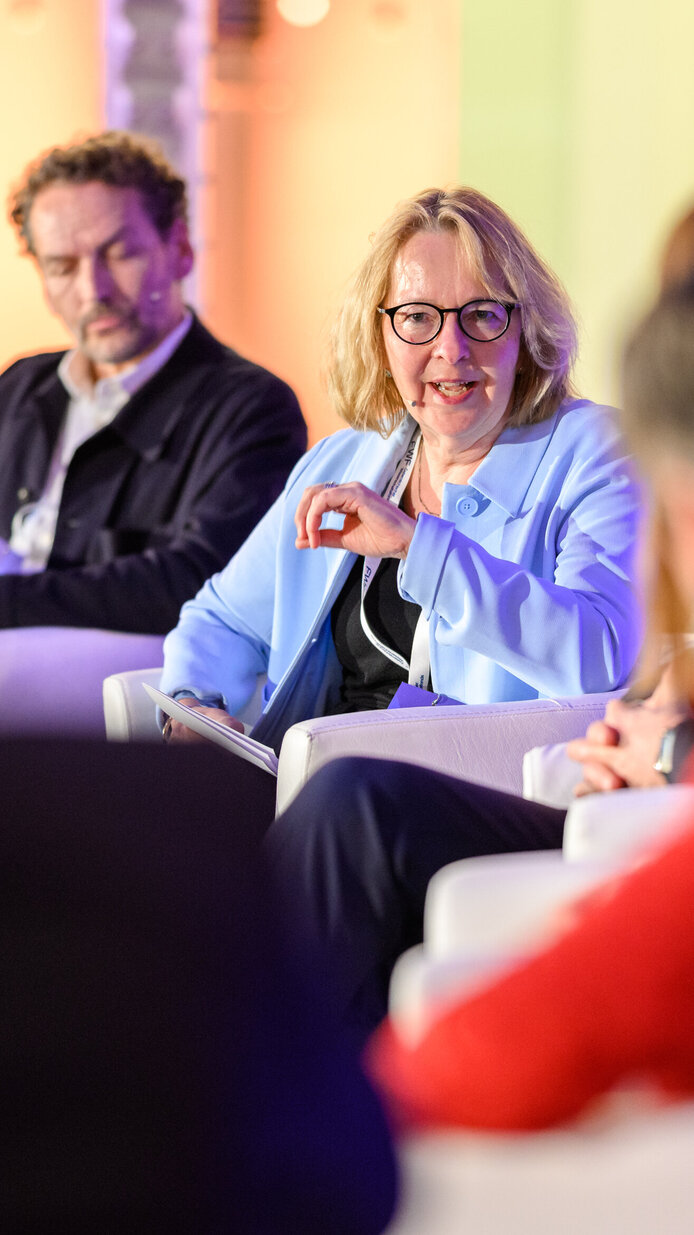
[1,0,693,444]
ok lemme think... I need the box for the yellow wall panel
[459,0,694,408]
[0,0,102,368]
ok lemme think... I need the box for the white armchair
[385,765,694,1235]
[387,1104,694,1235]
[101,667,618,813]
[389,775,694,1042]
[102,666,268,741]
[103,666,694,1231]
[275,693,618,812]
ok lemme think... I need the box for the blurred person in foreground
[0,131,305,632]
[162,186,640,757]
[0,738,397,1231]
[368,283,694,1132]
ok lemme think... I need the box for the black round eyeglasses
[378,299,518,345]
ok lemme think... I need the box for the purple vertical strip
[102,0,208,309]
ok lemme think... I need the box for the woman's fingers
[294,481,416,559]
[163,700,244,745]
[294,484,330,541]
[294,483,347,548]
[572,757,627,795]
[305,484,348,547]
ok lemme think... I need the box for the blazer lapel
[5,368,67,507]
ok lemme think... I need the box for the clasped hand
[566,682,691,796]
[294,481,416,560]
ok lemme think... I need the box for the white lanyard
[359,428,431,688]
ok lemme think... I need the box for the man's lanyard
[359,427,431,688]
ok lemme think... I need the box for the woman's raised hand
[294,482,416,560]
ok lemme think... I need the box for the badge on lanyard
[359,427,431,688]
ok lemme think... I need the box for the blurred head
[660,205,694,294]
[8,132,193,377]
[327,186,577,435]
[622,284,694,697]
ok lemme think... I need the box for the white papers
[144,684,278,776]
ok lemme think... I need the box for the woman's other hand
[566,695,691,795]
[163,697,245,744]
[294,482,416,560]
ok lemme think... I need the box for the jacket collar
[463,405,566,517]
[107,314,228,461]
[369,409,563,519]
[353,415,420,498]
[57,311,193,405]
[14,314,228,463]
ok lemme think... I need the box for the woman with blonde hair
[370,283,694,1131]
[162,186,640,752]
[263,229,694,1044]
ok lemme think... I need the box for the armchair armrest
[388,1104,694,1235]
[276,693,619,814]
[563,784,694,863]
[389,851,615,1045]
[103,667,164,741]
[102,667,268,743]
[522,740,585,808]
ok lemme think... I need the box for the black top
[331,555,422,712]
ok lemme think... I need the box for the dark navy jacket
[0,316,306,631]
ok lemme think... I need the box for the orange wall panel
[203,1,461,444]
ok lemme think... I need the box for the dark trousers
[265,757,567,1041]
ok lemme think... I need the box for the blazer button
[16,486,30,502]
[456,496,479,516]
[66,517,82,529]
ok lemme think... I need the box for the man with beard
[0,131,305,633]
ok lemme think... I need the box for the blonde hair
[327,186,578,434]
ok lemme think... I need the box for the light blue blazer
[161,400,643,751]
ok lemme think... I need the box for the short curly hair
[327,186,578,435]
[9,130,188,254]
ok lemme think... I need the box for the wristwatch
[653,719,694,783]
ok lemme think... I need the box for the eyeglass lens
[391,301,510,344]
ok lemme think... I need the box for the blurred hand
[294,482,416,560]
[566,694,691,796]
[163,697,245,745]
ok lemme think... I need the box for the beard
[77,303,160,367]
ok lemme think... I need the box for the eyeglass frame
[377,299,519,345]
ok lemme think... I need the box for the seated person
[264,653,693,1039]
[0,131,305,632]
[261,226,694,1044]
[369,284,694,1130]
[162,185,642,757]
